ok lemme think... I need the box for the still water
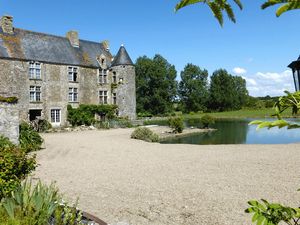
[160,118,300,145]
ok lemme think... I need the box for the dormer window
[97,55,106,68]
[29,62,41,79]
[68,66,78,82]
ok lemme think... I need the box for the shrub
[19,122,43,153]
[0,136,15,149]
[110,118,133,128]
[0,180,83,225]
[131,127,159,142]
[137,112,153,118]
[0,142,36,200]
[200,114,215,128]
[168,117,184,133]
[67,104,117,126]
[37,119,52,132]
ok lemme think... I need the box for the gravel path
[33,129,300,225]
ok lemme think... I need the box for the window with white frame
[68,66,78,82]
[99,90,108,104]
[29,62,41,79]
[99,69,107,84]
[113,93,117,105]
[50,109,61,123]
[29,86,41,102]
[68,87,78,102]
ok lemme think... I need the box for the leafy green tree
[175,0,300,26]
[178,63,209,112]
[209,69,248,111]
[233,75,249,108]
[135,55,177,115]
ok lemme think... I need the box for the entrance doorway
[29,109,42,121]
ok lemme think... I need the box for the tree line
[135,54,258,116]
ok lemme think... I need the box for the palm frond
[233,0,243,9]
[175,0,206,11]
[208,1,224,26]
[224,2,236,23]
[261,0,285,9]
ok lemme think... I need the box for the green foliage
[135,54,177,116]
[131,127,160,142]
[109,118,134,128]
[200,114,215,128]
[175,0,243,26]
[262,0,300,17]
[0,96,18,104]
[179,63,209,113]
[175,0,300,26]
[143,119,169,126]
[19,122,43,153]
[209,69,248,111]
[0,136,15,149]
[67,104,117,126]
[245,199,300,225]
[168,117,184,133]
[249,91,300,129]
[137,112,153,118]
[0,180,83,225]
[0,142,36,200]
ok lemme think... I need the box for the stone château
[0,15,136,127]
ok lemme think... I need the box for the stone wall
[0,102,19,144]
[112,65,136,120]
[0,58,136,126]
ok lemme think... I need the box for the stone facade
[112,65,136,119]
[0,102,19,144]
[0,15,136,127]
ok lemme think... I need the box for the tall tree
[135,54,177,115]
[175,0,300,26]
[179,63,209,112]
[232,75,249,108]
[209,69,248,111]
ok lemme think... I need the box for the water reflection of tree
[184,119,249,144]
[207,120,248,144]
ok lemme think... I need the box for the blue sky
[1,0,299,96]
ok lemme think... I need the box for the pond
[160,118,300,145]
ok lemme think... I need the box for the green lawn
[183,108,297,119]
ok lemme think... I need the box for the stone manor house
[0,15,136,127]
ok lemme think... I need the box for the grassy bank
[141,108,299,126]
[184,108,296,119]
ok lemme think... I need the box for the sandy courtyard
[33,129,300,225]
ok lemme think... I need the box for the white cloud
[233,67,247,75]
[243,70,294,97]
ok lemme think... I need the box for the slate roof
[0,28,113,68]
[111,45,134,67]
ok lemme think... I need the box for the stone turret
[111,45,136,120]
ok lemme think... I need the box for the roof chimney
[66,30,79,48]
[101,40,110,51]
[1,15,14,34]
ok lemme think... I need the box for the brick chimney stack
[66,30,79,48]
[1,15,14,34]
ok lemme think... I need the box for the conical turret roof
[288,55,300,69]
[111,45,134,67]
